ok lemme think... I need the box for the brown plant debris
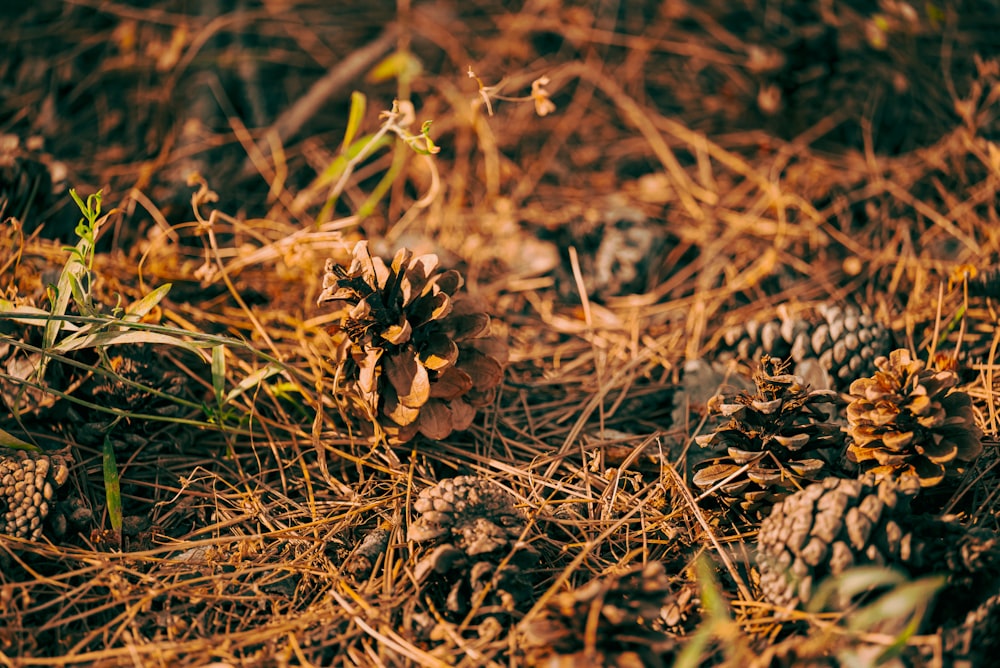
[846,348,983,488]
[318,240,508,443]
[1,0,998,664]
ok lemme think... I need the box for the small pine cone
[409,476,538,621]
[318,241,507,443]
[0,448,70,540]
[692,356,845,516]
[75,345,191,450]
[718,303,892,390]
[549,200,664,299]
[520,562,679,668]
[346,525,391,579]
[845,349,983,488]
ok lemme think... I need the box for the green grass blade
[103,433,122,533]
[0,428,39,450]
[342,91,367,152]
[124,283,172,321]
[224,362,283,405]
[212,344,226,406]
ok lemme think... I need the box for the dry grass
[2,0,999,665]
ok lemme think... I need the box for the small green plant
[301,94,441,226]
[808,566,944,665]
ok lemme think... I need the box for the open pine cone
[692,356,845,517]
[408,476,539,622]
[845,349,983,488]
[318,241,507,443]
[74,344,192,451]
[520,562,679,667]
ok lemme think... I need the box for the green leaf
[847,575,944,633]
[0,428,39,450]
[103,433,122,532]
[357,156,404,219]
[69,188,88,220]
[52,329,209,356]
[673,555,729,668]
[124,283,172,321]
[695,555,730,620]
[366,50,422,83]
[807,566,908,613]
[672,622,716,668]
[0,301,53,326]
[342,91,367,153]
[212,344,226,406]
[224,362,283,406]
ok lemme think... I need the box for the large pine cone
[757,475,999,611]
[520,562,679,668]
[318,241,507,443]
[717,303,892,390]
[692,356,844,517]
[408,476,538,622]
[0,448,69,540]
[845,349,983,488]
[74,344,192,451]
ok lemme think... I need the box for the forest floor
[2,1,1000,666]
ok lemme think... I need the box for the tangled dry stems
[2,0,999,665]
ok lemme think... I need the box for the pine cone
[845,349,983,488]
[408,476,538,621]
[520,562,679,667]
[718,303,892,390]
[756,475,999,611]
[74,345,192,451]
[940,586,1000,667]
[318,241,507,443]
[0,133,69,235]
[0,448,70,540]
[757,476,921,610]
[692,356,845,516]
[543,197,665,300]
